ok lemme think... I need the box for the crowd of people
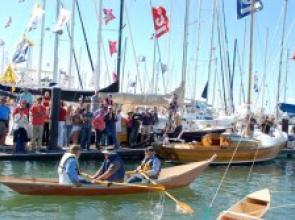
[0,89,164,153]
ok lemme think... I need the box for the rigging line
[75,0,95,73]
[124,4,143,93]
[90,0,111,84]
[101,37,111,84]
[60,1,83,89]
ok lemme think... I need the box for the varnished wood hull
[0,156,215,196]
[157,143,284,165]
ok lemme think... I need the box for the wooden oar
[139,171,194,215]
[81,172,165,192]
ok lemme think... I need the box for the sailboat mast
[276,0,288,118]
[246,1,254,110]
[181,0,190,98]
[261,29,269,112]
[283,49,289,102]
[116,0,124,92]
[206,0,217,104]
[95,0,102,90]
[68,0,75,88]
[37,0,46,86]
[192,0,202,100]
[52,0,60,84]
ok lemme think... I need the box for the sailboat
[155,0,288,164]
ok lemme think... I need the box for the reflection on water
[0,158,295,219]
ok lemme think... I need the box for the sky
[0,0,295,113]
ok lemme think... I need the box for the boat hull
[157,143,284,165]
[0,157,214,196]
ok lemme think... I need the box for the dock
[0,148,145,161]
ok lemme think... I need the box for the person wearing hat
[90,145,125,182]
[127,146,161,183]
[58,145,88,186]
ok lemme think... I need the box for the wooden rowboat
[156,133,286,165]
[217,188,270,220]
[0,155,216,196]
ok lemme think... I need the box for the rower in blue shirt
[91,145,125,182]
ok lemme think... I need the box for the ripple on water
[1,158,295,220]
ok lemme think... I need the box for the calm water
[0,156,295,220]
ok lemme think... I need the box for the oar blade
[176,201,194,215]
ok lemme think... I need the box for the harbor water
[0,156,294,220]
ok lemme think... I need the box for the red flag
[112,72,118,82]
[108,40,117,56]
[152,6,169,38]
[103,8,116,25]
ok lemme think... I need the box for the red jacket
[30,104,46,125]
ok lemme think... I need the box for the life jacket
[58,153,79,185]
[140,156,161,179]
[101,154,125,182]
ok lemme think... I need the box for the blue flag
[237,0,263,19]
[12,38,32,63]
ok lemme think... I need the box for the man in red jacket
[30,97,46,152]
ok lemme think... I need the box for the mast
[68,0,75,88]
[52,0,60,84]
[220,0,233,112]
[121,37,128,92]
[192,0,202,100]
[37,0,46,85]
[276,0,288,118]
[246,0,254,110]
[152,38,156,93]
[283,49,289,102]
[116,0,124,92]
[206,0,217,104]
[216,2,227,112]
[181,0,190,99]
[95,0,102,90]
[261,29,268,112]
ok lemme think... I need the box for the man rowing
[127,146,161,183]
[90,146,125,182]
[58,145,89,186]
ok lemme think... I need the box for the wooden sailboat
[0,155,215,196]
[156,131,286,164]
[217,188,270,220]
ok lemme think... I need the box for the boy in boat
[90,146,125,182]
[127,146,161,183]
[58,145,88,186]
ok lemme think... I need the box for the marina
[0,0,295,219]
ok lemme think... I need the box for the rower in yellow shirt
[127,146,161,183]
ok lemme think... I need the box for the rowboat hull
[217,188,270,220]
[0,155,215,196]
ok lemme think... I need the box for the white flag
[52,8,71,34]
[27,3,44,32]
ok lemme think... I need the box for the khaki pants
[32,125,44,150]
